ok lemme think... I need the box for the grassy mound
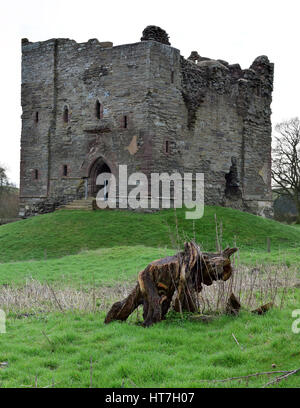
[0,206,299,264]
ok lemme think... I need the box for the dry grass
[0,264,297,316]
[0,279,133,314]
[199,263,298,314]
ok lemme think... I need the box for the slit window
[63,165,68,176]
[35,112,39,123]
[123,115,128,129]
[171,71,174,83]
[96,100,102,119]
[165,141,169,153]
[63,106,69,123]
[34,169,39,180]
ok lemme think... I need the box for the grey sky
[1,0,299,185]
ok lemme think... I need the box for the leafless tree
[271,117,300,223]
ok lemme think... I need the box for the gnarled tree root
[104,242,238,327]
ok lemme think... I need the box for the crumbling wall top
[141,26,170,45]
[21,37,113,49]
[186,50,273,87]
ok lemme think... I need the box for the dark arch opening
[89,158,111,198]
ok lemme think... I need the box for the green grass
[0,206,300,388]
[1,295,300,388]
[0,245,298,291]
[0,246,174,288]
[0,206,300,264]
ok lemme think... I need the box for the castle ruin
[19,26,274,216]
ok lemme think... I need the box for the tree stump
[104,242,238,327]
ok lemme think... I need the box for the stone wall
[180,54,274,216]
[20,27,274,217]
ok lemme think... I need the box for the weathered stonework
[19,27,274,217]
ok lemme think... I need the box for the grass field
[1,303,300,388]
[0,206,299,388]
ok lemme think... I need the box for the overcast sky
[0,0,299,186]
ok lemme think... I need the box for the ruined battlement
[19,26,274,217]
[181,52,273,129]
[186,50,273,87]
[22,37,114,48]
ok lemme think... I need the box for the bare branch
[272,117,300,221]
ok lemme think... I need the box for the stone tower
[19,26,274,216]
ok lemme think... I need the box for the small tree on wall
[271,117,300,223]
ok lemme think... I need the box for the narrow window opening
[63,165,68,177]
[165,140,169,153]
[34,169,39,180]
[96,100,101,119]
[171,70,174,83]
[124,115,128,129]
[63,106,69,123]
[35,112,39,123]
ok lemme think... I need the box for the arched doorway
[89,157,111,198]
